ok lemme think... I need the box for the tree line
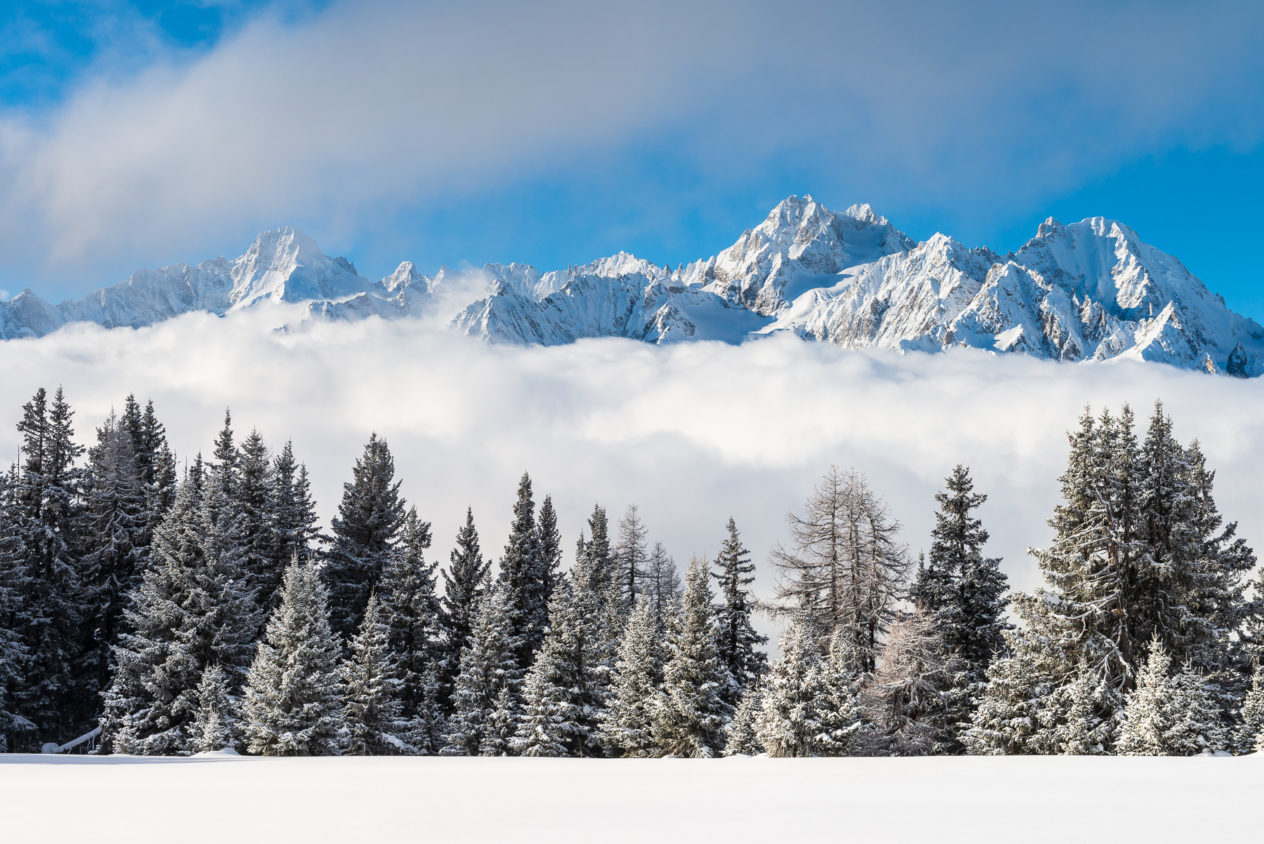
[0,388,1261,757]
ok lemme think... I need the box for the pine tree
[190,664,238,753]
[342,593,408,755]
[512,553,617,758]
[265,442,320,611]
[378,508,444,752]
[442,583,520,755]
[653,557,731,757]
[754,621,824,758]
[863,608,956,755]
[601,599,665,757]
[771,467,910,673]
[1118,638,1174,756]
[963,630,1061,755]
[614,505,649,614]
[711,518,768,709]
[536,495,563,610]
[497,472,547,670]
[0,472,30,752]
[814,631,863,755]
[911,465,1009,750]
[242,560,345,756]
[439,508,489,708]
[1237,667,1264,754]
[1166,662,1228,756]
[479,685,517,757]
[325,433,407,638]
[100,480,258,755]
[583,505,614,597]
[10,387,87,748]
[235,429,276,619]
[724,683,764,756]
[78,411,147,713]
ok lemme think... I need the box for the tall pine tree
[711,518,767,709]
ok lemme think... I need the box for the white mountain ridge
[2,197,1261,376]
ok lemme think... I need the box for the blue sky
[1,0,1263,319]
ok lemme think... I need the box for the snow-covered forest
[1,387,1261,758]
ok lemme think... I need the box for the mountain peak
[229,227,366,308]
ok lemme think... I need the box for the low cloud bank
[2,312,1261,639]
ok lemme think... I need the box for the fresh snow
[1,754,1258,842]
[1,196,1261,375]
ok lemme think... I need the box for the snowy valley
[2,197,1261,376]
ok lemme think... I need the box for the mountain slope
[1,198,1260,376]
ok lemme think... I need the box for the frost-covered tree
[100,480,258,755]
[0,475,29,752]
[1236,667,1264,754]
[711,518,767,709]
[864,609,956,756]
[814,632,864,755]
[643,542,681,635]
[1166,664,1228,755]
[614,505,650,614]
[439,508,489,707]
[498,472,547,670]
[190,664,238,754]
[582,504,614,599]
[723,683,764,756]
[601,599,665,757]
[342,593,408,755]
[242,560,345,756]
[513,553,616,758]
[379,508,444,752]
[754,621,824,758]
[324,433,407,638]
[653,558,730,757]
[479,685,517,757]
[442,583,520,756]
[771,467,910,673]
[963,630,1062,755]
[269,442,320,586]
[536,495,563,610]
[1117,638,1174,756]
[235,429,275,622]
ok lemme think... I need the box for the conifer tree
[1118,638,1174,756]
[653,558,731,757]
[442,583,520,755]
[440,508,490,706]
[864,609,956,756]
[325,433,407,638]
[512,553,617,758]
[771,467,910,673]
[0,474,29,752]
[1166,663,1228,755]
[342,593,407,755]
[1056,671,1105,755]
[79,411,147,710]
[601,599,665,757]
[583,504,614,597]
[614,505,649,614]
[235,429,276,618]
[266,442,320,609]
[242,560,345,756]
[963,630,1061,755]
[10,387,87,748]
[814,631,864,755]
[711,518,767,709]
[754,621,825,757]
[644,542,681,636]
[479,685,517,757]
[378,508,444,752]
[536,495,563,609]
[190,664,238,753]
[101,480,258,755]
[723,683,764,756]
[498,472,547,669]
[1237,667,1264,754]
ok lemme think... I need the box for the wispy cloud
[1,313,1260,632]
[1,0,1261,291]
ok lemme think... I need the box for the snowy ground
[1,753,1256,842]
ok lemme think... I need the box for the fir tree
[512,553,617,758]
[235,429,276,619]
[1118,638,1174,756]
[601,599,665,757]
[1166,663,1228,755]
[771,467,910,673]
[498,472,547,669]
[442,583,520,755]
[190,664,238,753]
[479,685,517,757]
[439,508,490,707]
[266,442,320,610]
[378,508,444,752]
[963,630,1062,755]
[644,542,681,636]
[1237,667,1264,754]
[724,683,764,756]
[711,518,768,709]
[814,631,864,755]
[653,558,731,757]
[0,473,29,752]
[536,495,563,609]
[342,593,408,755]
[1056,671,1106,755]
[242,560,345,756]
[325,433,407,638]
[754,621,825,758]
[583,505,614,597]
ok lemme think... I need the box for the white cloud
[1,0,1261,287]
[2,312,1261,644]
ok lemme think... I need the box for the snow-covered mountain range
[3,197,1261,376]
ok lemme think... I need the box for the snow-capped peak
[229,227,368,308]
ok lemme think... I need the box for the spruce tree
[439,508,489,708]
[0,473,29,752]
[600,599,664,757]
[342,593,408,755]
[512,553,617,758]
[644,542,681,636]
[536,495,563,610]
[614,504,649,614]
[723,684,765,756]
[378,508,444,752]
[479,685,517,757]
[814,631,864,755]
[1057,671,1104,756]
[1118,638,1174,756]
[754,621,824,758]
[190,664,238,753]
[1237,667,1264,754]
[235,429,276,619]
[653,557,731,757]
[325,433,407,638]
[711,518,768,709]
[1166,663,1228,755]
[242,560,345,756]
[583,505,614,597]
[441,583,520,755]
[498,472,547,670]
[265,443,320,611]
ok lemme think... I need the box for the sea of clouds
[2,310,1261,640]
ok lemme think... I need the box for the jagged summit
[0,197,1260,376]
